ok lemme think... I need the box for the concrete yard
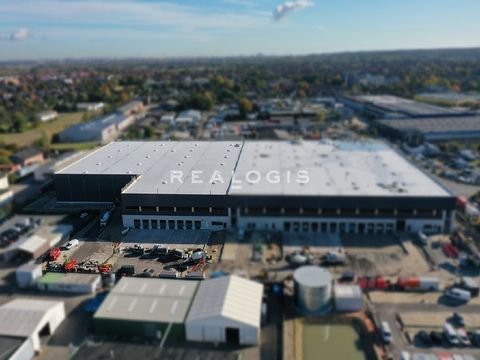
[401,311,480,329]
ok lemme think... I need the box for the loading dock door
[225,327,240,344]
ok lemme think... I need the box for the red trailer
[64,259,77,272]
[49,248,61,261]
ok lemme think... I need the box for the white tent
[185,275,263,345]
[0,299,65,351]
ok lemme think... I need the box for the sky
[0,0,479,60]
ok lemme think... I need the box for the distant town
[1,48,480,360]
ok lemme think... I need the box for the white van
[445,287,471,302]
[64,238,79,250]
[443,323,459,345]
[400,351,410,360]
[381,321,392,344]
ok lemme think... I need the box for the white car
[64,239,79,250]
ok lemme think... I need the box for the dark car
[468,331,480,347]
[451,312,465,327]
[137,268,155,278]
[430,331,443,345]
[117,265,135,277]
[339,271,356,283]
[417,331,432,346]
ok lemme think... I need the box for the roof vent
[137,162,142,166]
[96,162,102,166]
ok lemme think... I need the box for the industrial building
[55,140,455,234]
[35,110,58,123]
[339,95,474,119]
[37,272,102,294]
[0,224,72,262]
[185,275,263,345]
[16,262,42,288]
[94,277,198,338]
[375,116,480,142]
[34,151,89,182]
[93,275,263,346]
[59,113,136,143]
[0,299,65,359]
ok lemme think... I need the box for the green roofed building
[93,277,198,339]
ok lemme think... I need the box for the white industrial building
[0,224,72,262]
[185,275,263,345]
[56,140,456,235]
[59,113,135,143]
[35,110,58,123]
[334,285,364,312]
[16,263,43,288]
[37,272,102,294]
[77,102,105,112]
[0,299,65,359]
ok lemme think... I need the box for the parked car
[416,331,432,346]
[443,323,459,346]
[417,231,428,245]
[64,239,79,250]
[450,313,465,327]
[339,271,356,283]
[457,328,471,347]
[381,321,392,344]
[430,331,443,345]
[445,287,471,303]
[467,330,480,347]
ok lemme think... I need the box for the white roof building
[0,299,65,353]
[185,275,263,345]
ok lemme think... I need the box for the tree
[238,98,253,117]
[12,112,28,133]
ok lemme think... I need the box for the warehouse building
[59,113,135,143]
[0,299,65,359]
[339,95,474,119]
[375,116,480,142]
[185,275,263,345]
[55,140,455,234]
[94,277,198,339]
[37,272,102,294]
[0,224,72,262]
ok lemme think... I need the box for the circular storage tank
[294,266,332,314]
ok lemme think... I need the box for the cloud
[273,0,314,21]
[9,28,30,41]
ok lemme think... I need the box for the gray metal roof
[377,115,480,134]
[355,95,464,117]
[57,140,451,197]
[94,277,198,324]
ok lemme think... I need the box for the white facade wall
[16,264,42,288]
[38,277,101,294]
[9,338,35,360]
[185,322,258,345]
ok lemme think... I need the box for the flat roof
[57,140,451,198]
[377,116,480,134]
[94,277,198,324]
[39,272,100,285]
[352,95,466,117]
